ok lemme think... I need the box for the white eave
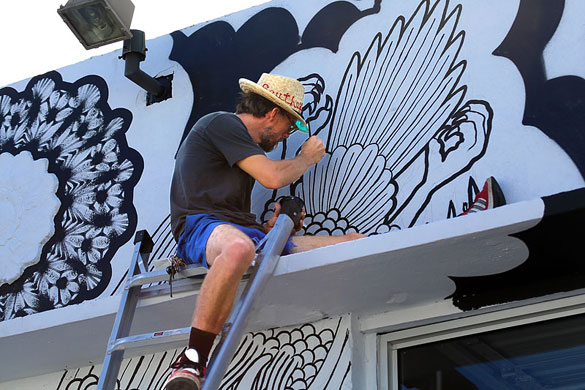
[0,198,553,381]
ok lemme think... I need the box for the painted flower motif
[31,77,55,103]
[0,72,141,321]
[39,88,73,125]
[36,253,64,296]
[79,263,102,291]
[9,99,32,130]
[31,255,80,307]
[46,260,80,306]
[92,139,120,170]
[0,152,60,285]
[102,210,130,238]
[78,226,110,265]
[0,95,13,129]
[2,280,39,319]
[0,97,31,150]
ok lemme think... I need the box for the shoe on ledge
[460,176,506,216]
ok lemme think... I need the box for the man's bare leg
[192,224,256,334]
[290,232,365,253]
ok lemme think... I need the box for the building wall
[0,315,352,389]
[1,0,584,388]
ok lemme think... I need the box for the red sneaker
[460,177,506,216]
[164,348,205,390]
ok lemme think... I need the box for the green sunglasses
[287,119,309,135]
[282,110,310,135]
[294,120,309,133]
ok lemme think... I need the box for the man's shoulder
[196,111,244,131]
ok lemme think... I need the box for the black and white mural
[72,0,585,310]
[1,0,585,387]
[53,316,351,390]
[279,1,492,233]
[249,0,583,232]
[0,72,142,320]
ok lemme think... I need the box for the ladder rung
[138,275,204,298]
[108,327,191,353]
[125,265,208,289]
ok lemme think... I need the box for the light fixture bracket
[121,30,172,105]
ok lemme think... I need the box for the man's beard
[258,130,281,152]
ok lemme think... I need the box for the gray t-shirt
[170,112,265,240]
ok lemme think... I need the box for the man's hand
[300,136,326,165]
[263,201,305,234]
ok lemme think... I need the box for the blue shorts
[176,214,296,268]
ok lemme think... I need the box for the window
[380,296,585,390]
[398,314,585,389]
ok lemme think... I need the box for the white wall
[1,0,585,387]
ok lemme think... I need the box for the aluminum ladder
[96,197,304,389]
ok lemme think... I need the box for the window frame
[377,294,585,390]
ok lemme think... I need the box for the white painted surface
[0,152,59,285]
[543,0,585,81]
[0,199,546,381]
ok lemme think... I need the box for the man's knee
[214,236,255,273]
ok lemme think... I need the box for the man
[165,73,364,390]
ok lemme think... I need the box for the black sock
[188,327,217,366]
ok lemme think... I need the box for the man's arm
[237,136,325,189]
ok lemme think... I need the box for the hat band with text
[262,82,303,114]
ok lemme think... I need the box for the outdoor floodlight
[57,1,171,105]
[58,0,135,49]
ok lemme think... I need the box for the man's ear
[266,107,280,121]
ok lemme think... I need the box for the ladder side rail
[136,252,148,274]
[202,214,295,390]
[97,230,153,390]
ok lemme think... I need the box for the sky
[0,0,269,87]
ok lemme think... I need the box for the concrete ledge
[0,198,549,381]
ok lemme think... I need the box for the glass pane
[397,314,585,390]
[62,3,125,47]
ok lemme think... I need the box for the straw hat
[239,73,308,132]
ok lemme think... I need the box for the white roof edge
[275,197,544,275]
[0,197,544,339]
[0,198,548,381]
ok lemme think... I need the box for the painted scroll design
[170,1,382,152]
[219,317,351,389]
[56,317,351,390]
[56,350,176,390]
[0,72,142,321]
[494,0,585,179]
[260,0,492,234]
